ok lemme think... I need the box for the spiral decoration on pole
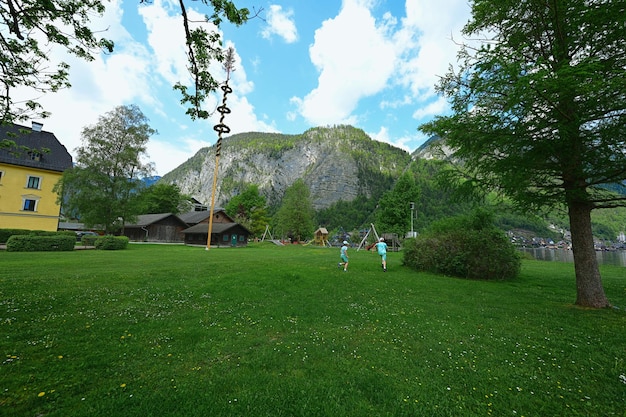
[207,47,235,251]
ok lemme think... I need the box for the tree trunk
[568,202,610,308]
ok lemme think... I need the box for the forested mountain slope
[159,126,625,240]
[160,125,412,209]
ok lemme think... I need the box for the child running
[375,237,388,272]
[338,240,349,271]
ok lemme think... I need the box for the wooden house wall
[184,225,249,247]
[125,219,185,242]
[147,224,184,242]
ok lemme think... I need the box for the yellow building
[0,122,73,231]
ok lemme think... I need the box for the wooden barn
[182,222,251,247]
[179,208,251,247]
[178,207,234,226]
[122,213,188,242]
[120,208,250,246]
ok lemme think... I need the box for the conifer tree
[275,179,315,242]
[420,0,625,307]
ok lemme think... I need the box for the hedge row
[0,229,75,244]
[6,235,76,252]
[2,229,129,251]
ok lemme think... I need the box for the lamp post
[410,201,415,238]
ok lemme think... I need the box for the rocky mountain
[411,134,454,160]
[160,125,412,210]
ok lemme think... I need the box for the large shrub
[403,210,521,280]
[0,229,32,243]
[58,230,78,239]
[94,235,129,250]
[6,235,76,252]
[0,229,75,243]
[81,234,98,246]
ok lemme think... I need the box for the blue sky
[29,0,472,176]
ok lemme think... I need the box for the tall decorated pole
[207,47,235,250]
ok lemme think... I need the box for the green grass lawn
[1,243,624,417]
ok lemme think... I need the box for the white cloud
[214,94,279,135]
[138,5,281,174]
[294,0,396,126]
[261,5,298,43]
[394,0,471,99]
[25,0,154,155]
[138,0,194,87]
[35,0,278,176]
[10,0,472,176]
[368,126,412,152]
[147,135,214,176]
[206,43,279,133]
[412,96,449,120]
[290,0,471,151]
[144,39,278,176]
[380,95,412,110]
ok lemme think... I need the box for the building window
[26,176,41,189]
[21,194,40,212]
[23,198,38,212]
[222,234,229,242]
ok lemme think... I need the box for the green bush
[403,210,521,280]
[81,235,98,246]
[94,235,129,250]
[0,229,76,243]
[6,235,76,252]
[0,229,37,243]
[58,230,77,238]
[24,230,66,237]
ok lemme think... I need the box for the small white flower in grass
[619,374,626,384]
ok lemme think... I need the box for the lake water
[520,247,626,267]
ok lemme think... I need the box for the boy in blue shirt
[375,237,388,272]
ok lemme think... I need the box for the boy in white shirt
[338,240,349,271]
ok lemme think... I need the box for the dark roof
[58,222,104,231]
[178,208,228,224]
[0,123,73,172]
[124,213,187,228]
[182,222,250,234]
[58,222,87,231]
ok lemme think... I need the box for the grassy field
[1,243,624,417]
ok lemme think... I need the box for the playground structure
[357,223,401,252]
[259,223,399,249]
[260,225,284,246]
[313,227,331,247]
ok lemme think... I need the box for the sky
[26,0,472,176]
